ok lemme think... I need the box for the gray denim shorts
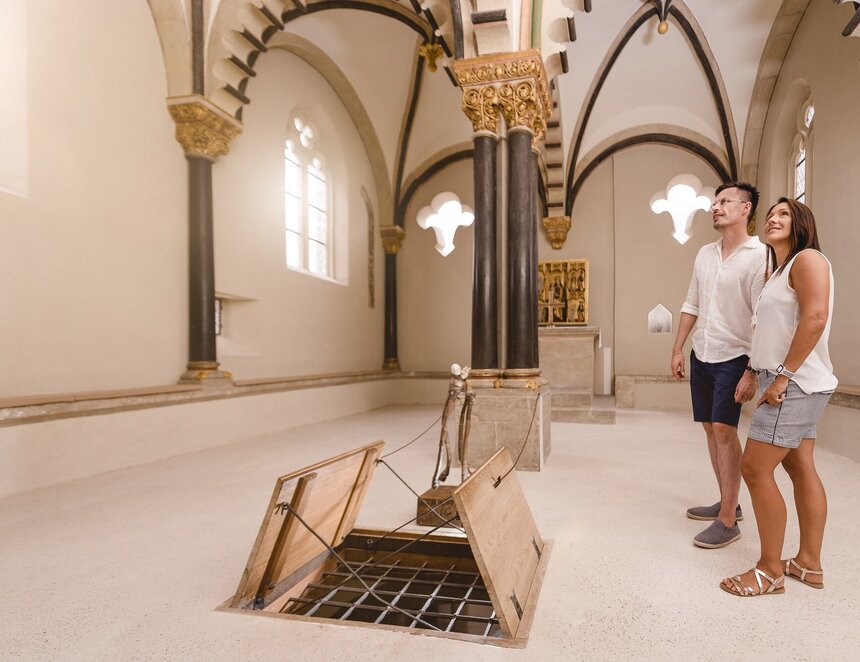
[748,371,833,449]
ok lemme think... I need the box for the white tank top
[750,249,837,394]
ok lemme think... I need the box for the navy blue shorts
[689,350,748,427]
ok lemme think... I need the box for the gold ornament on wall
[167,96,242,160]
[379,225,406,254]
[542,216,571,249]
[538,259,588,326]
[418,42,445,72]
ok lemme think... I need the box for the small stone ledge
[615,375,687,408]
[0,370,444,428]
[616,375,860,411]
[832,386,860,411]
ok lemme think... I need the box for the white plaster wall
[213,49,383,377]
[402,64,472,178]
[0,378,448,498]
[0,0,187,397]
[612,145,721,376]
[283,11,418,183]
[757,0,860,386]
[399,160,474,371]
[539,157,614,392]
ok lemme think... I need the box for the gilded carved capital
[380,225,406,254]
[542,215,572,250]
[167,96,242,160]
[452,49,551,142]
[461,85,501,134]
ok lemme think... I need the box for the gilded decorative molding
[461,85,501,134]
[379,225,406,254]
[167,96,242,160]
[542,216,572,250]
[452,49,551,141]
[418,42,445,72]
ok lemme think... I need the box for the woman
[721,198,837,597]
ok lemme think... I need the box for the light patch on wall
[0,0,28,197]
[650,175,713,245]
[648,304,673,334]
[416,192,474,257]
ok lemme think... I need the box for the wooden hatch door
[452,447,546,639]
[230,440,384,610]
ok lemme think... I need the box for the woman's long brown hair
[766,197,821,276]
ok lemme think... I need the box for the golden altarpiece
[538,259,588,326]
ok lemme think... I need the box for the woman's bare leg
[781,438,827,581]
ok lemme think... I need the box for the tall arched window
[285,116,331,277]
[790,97,814,204]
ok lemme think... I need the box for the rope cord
[380,413,443,459]
[376,458,466,534]
[493,393,541,488]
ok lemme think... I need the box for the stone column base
[178,361,234,387]
[459,379,551,471]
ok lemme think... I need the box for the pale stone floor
[1,406,858,661]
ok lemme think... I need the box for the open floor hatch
[219,441,550,647]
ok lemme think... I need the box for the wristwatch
[775,364,796,379]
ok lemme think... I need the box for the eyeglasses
[712,198,749,208]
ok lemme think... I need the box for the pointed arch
[564,0,738,214]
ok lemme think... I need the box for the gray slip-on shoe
[694,520,742,548]
[686,502,743,521]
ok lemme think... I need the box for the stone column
[168,96,241,385]
[379,225,406,371]
[455,81,501,372]
[450,51,553,471]
[496,53,550,375]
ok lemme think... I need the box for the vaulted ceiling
[148,1,860,214]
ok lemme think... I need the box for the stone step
[551,395,616,424]
[551,390,593,408]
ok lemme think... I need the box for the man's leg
[712,422,742,527]
[701,422,722,493]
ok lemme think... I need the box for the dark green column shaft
[506,130,539,369]
[383,252,399,369]
[471,135,499,369]
[187,156,217,366]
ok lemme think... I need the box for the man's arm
[672,255,701,381]
[671,312,697,381]
[735,249,769,403]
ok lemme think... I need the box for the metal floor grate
[282,558,500,636]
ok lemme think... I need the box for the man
[671,182,767,548]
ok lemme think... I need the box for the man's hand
[671,350,685,381]
[734,369,756,403]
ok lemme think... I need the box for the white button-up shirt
[681,235,767,363]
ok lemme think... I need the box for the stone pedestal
[538,326,599,390]
[416,485,461,527]
[538,327,615,424]
[456,380,552,471]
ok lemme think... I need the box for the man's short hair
[714,181,759,222]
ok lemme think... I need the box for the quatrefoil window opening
[650,174,714,245]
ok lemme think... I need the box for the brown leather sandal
[720,567,785,597]
[784,558,824,589]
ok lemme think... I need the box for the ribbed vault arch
[569,125,730,210]
[564,0,738,214]
[740,0,812,183]
[207,0,435,120]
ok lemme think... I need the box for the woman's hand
[756,375,790,408]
